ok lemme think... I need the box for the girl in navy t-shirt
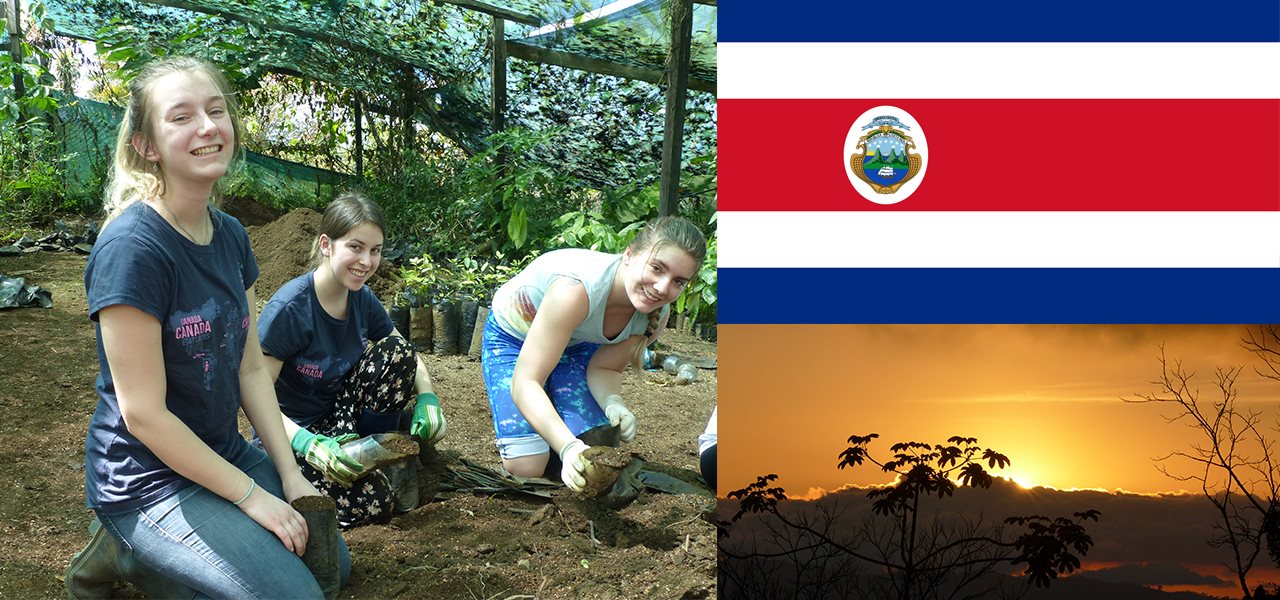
[66,57,348,598]
[258,192,448,527]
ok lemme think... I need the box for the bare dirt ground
[0,210,717,599]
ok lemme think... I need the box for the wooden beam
[353,90,363,178]
[506,40,714,94]
[658,0,693,217]
[6,0,26,165]
[491,17,506,135]
[437,0,540,27]
[491,16,507,230]
[4,0,19,35]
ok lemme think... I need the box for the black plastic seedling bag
[0,276,52,309]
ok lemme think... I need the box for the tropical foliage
[0,1,97,231]
[0,0,718,328]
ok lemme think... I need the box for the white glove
[558,439,590,492]
[601,395,637,442]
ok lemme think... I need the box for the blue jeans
[98,439,352,599]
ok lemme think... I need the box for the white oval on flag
[843,105,929,205]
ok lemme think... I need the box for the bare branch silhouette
[1124,330,1280,599]
[1243,325,1280,382]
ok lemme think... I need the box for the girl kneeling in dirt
[482,216,706,491]
[67,57,350,598]
[257,192,448,528]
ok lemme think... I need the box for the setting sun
[722,324,1280,495]
[720,324,1280,599]
[1000,472,1039,490]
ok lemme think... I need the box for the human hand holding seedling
[291,429,363,488]
[234,477,309,557]
[558,439,591,492]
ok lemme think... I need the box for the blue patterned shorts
[480,312,608,458]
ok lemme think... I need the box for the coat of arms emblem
[844,107,928,204]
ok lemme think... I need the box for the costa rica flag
[717,0,1280,324]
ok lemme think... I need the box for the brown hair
[102,56,244,222]
[311,190,387,265]
[627,215,708,369]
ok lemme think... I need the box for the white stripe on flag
[719,212,1280,268]
[719,43,1280,99]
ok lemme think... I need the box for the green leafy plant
[550,210,645,254]
[451,126,578,253]
[0,1,96,227]
[0,1,59,118]
[399,251,538,307]
[674,214,717,327]
[399,254,441,306]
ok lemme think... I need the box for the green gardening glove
[409,392,448,444]
[291,428,363,488]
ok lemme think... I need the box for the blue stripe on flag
[719,268,1280,324]
[719,0,1280,43]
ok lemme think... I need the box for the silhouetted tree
[717,490,866,599]
[1125,325,1280,599]
[718,435,1100,600]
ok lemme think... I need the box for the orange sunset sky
[719,324,1280,499]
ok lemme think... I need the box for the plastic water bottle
[643,346,669,371]
[675,362,699,385]
[662,355,682,374]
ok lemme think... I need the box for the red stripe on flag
[718,99,1280,211]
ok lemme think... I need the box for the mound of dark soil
[222,195,284,227]
[246,208,321,302]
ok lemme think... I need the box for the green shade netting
[45,0,493,151]
[38,0,715,192]
[503,0,716,84]
[43,90,353,202]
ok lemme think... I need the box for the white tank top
[491,248,663,344]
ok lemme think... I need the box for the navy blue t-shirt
[83,202,258,512]
[258,273,393,427]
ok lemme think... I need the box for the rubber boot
[65,515,196,600]
[64,517,116,599]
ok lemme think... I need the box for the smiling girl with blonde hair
[66,56,348,598]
